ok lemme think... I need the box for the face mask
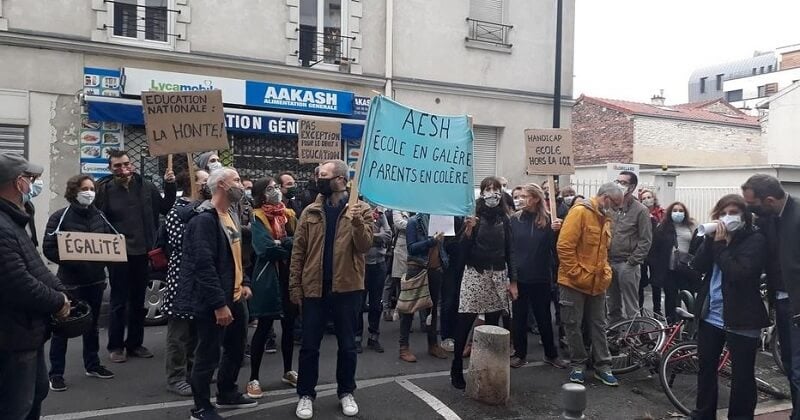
[265,188,282,205]
[30,179,43,198]
[284,186,297,199]
[513,198,522,209]
[225,183,244,203]
[77,190,96,206]
[17,177,32,204]
[244,189,252,200]
[642,198,654,207]
[483,192,501,208]
[564,196,575,206]
[207,161,223,172]
[746,204,766,217]
[671,211,685,224]
[316,177,335,197]
[721,214,743,232]
[199,183,212,200]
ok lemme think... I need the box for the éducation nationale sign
[245,81,354,116]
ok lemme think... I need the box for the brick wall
[633,117,765,166]
[571,100,634,165]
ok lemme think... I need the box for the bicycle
[659,339,788,415]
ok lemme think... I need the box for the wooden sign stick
[186,153,196,200]
[167,154,173,171]
[548,175,558,218]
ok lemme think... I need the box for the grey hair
[207,167,237,194]
[597,182,625,199]
[322,159,350,180]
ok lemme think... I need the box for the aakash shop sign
[245,81,354,116]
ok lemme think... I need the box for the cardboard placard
[57,232,128,262]
[141,90,229,157]
[524,128,575,175]
[298,119,342,164]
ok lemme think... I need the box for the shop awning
[84,95,365,139]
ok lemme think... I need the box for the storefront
[81,67,370,187]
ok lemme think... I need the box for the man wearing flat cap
[0,152,71,419]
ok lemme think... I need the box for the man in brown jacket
[289,159,372,420]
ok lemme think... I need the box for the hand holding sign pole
[524,128,575,217]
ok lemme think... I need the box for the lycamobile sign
[149,79,215,92]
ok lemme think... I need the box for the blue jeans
[0,346,49,420]
[297,291,361,399]
[357,262,387,341]
[49,283,105,377]
[774,298,800,420]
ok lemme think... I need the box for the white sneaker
[441,338,455,352]
[340,393,359,417]
[296,396,313,419]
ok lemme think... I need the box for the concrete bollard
[466,325,510,405]
[561,383,586,419]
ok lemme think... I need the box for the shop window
[298,0,352,68]
[467,0,512,48]
[106,0,176,48]
[472,126,498,187]
[0,125,27,157]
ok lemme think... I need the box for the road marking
[42,362,546,419]
[396,379,462,420]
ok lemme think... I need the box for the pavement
[40,297,793,419]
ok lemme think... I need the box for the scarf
[261,202,288,240]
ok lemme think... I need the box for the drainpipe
[385,0,393,98]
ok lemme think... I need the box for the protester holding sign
[450,176,518,390]
[95,149,176,363]
[289,160,372,420]
[43,174,116,392]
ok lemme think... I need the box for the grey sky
[573,0,800,104]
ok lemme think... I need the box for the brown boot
[399,346,417,363]
[428,344,448,359]
[462,344,472,358]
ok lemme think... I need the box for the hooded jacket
[174,200,251,319]
[557,197,613,296]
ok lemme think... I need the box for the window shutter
[470,0,504,23]
[472,126,498,186]
[0,125,27,157]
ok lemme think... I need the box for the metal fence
[571,179,738,223]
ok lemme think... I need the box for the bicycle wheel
[659,342,700,415]
[606,316,666,375]
[771,331,785,375]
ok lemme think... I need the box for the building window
[726,89,743,102]
[107,0,174,46]
[298,0,352,67]
[716,74,723,91]
[467,0,512,47]
[758,83,779,98]
[699,77,707,94]
[0,125,27,157]
[760,66,765,74]
[752,68,757,75]
[768,65,773,72]
[472,125,498,186]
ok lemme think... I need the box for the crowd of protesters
[4,147,800,420]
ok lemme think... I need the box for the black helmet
[51,300,92,339]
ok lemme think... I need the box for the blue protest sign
[358,96,475,216]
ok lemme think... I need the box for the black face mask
[284,186,297,199]
[316,178,335,196]
[199,183,212,200]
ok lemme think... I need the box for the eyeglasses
[615,180,630,186]
[265,185,278,192]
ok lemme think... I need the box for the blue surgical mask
[671,211,685,224]
[30,179,43,198]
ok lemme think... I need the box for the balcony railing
[296,27,355,68]
[465,17,513,48]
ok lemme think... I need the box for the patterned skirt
[458,266,511,315]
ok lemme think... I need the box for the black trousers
[0,346,48,420]
[191,300,248,410]
[452,311,502,371]
[513,282,558,359]
[638,263,662,314]
[107,254,149,352]
[692,320,758,420]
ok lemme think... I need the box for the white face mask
[513,198,522,209]
[721,214,743,232]
[77,190,96,206]
[563,195,575,206]
[207,161,223,172]
[642,197,654,207]
[483,192,501,208]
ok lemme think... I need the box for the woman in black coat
[689,194,768,420]
[43,175,116,391]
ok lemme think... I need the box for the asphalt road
[40,295,791,420]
